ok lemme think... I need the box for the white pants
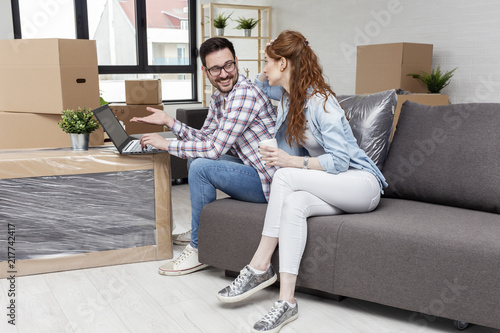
[262,168,381,275]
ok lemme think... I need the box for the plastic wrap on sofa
[337,89,397,170]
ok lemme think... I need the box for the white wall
[0,0,14,39]
[271,0,500,103]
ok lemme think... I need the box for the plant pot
[244,29,252,37]
[215,28,224,36]
[70,133,89,151]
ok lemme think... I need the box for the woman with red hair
[217,30,387,333]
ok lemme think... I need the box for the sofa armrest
[176,107,209,130]
[169,107,209,182]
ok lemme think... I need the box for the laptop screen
[92,105,129,150]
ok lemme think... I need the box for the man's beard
[210,70,239,94]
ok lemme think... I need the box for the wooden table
[0,147,173,278]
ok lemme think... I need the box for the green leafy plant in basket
[235,17,260,30]
[407,65,458,94]
[213,12,233,29]
[58,107,100,134]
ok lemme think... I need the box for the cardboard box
[109,103,165,134]
[125,79,162,105]
[0,39,100,114]
[391,94,450,139]
[0,111,104,149]
[356,43,433,94]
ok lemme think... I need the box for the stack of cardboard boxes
[0,39,104,149]
[355,42,450,138]
[109,79,165,135]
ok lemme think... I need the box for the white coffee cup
[259,138,278,148]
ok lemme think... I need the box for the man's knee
[188,158,226,180]
[188,158,210,176]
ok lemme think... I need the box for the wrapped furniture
[0,147,173,277]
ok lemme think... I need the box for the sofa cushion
[334,198,500,328]
[337,89,397,170]
[383,101,500,214]
[198,198,344,294]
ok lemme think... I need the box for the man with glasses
[131,37,278,275]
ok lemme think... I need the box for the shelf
[237,59,265,62]
[201,2,272,106]
[205,36,270,40]
[202,3,270,10]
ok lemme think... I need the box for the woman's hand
[261,146,322,170]
[260,145,295,168]
[140,133,168,150]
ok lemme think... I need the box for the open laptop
[92,104,169,155]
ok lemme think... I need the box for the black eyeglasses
[206,61,236,77]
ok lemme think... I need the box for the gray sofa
[169,107,209,183]
[180,93,500,330]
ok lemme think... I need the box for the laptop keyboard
[124,140,159,153]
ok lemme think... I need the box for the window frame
[10,0,198,104]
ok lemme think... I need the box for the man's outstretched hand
[130,107,174,128]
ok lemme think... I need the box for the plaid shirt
[167,75,277,200]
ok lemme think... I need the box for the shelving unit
[200,3,272,106]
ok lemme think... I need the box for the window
[17,0,76,39]
[10,0,197,103]
[88,0,138,66]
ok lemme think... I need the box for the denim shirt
[254,77,388,191]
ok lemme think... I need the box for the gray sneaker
[217,265,277,303]
[252,300,298,333]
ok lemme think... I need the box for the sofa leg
[225,269,239,278]
[453,320,471,330]
[224,270,345,302]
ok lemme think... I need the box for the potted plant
[407,65,458,93]
[235,16,260,37]
[213,12,232,36]
[58,107,100,151]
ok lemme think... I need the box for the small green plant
[213,12,232,29]
[99,90,108,106]
[58,107,100,134]
[235,17,260,30]
[407,65,458,93]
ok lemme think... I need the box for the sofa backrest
[383,101,500,214]
[176,107,209,130]
[338,89,397,171]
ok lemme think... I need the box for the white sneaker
[172,229,191,245]
[158,244,208,276]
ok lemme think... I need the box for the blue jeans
[188,155,267,249]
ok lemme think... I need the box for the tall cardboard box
[356,43,433,94]
[125,79,162,105]
[0,39,100,114]
[109,103,165,134]
[0,111,104,149]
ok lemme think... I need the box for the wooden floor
[1,184,498,333]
